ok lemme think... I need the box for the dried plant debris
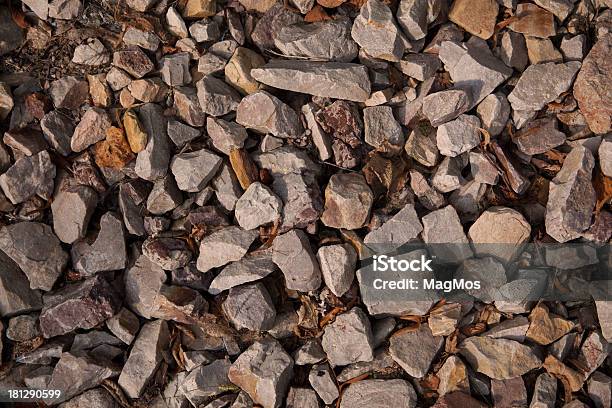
[0,0,611,407]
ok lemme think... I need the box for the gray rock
[491,377,528,408]
[147,176,182,215]
[397,0,434,41]
[508,61,581,112]
[293,340,326,365]
[0,222,67,291]
[364,204,423,249]
[439,41,513,108]
[0,150,56,204]
[41,111,74,156]
[207,117,248,155]
[49,76,89,110]
[253,146,322,176]
[513,117,566,155]
[167,119,200,148]
[548,332,578,361]
[70,108,112,152]
[118,320,170,398]
[135,103,170,181]
[71,212,125,275]
[174,86,206,127]
[405,126,439,166]
[197,226,258,273]
[286,387,320,408]
[180,359,233,406]
[309,363,338,405]
[576,330,609,377]
[363,106,404,153]
[171,149,222,192]
[437,355,469,395]
[273,229,321,292]
[3,128,49,157]
[469,151,499,185]
[106,308,140,345]
[123,26,160,51]
[236,91,302,138]
[190,20,221,42]
[0,6,24,56]
[51,186,98,244]
[302,103,332,160]
[275,18,358,62]
[436,114,481,157]
[106,67,131,91]
[317,244,357,298]
[196,75,241,117]
[476,93,510,137]
[228,338,294,408]
[410,169,445,210]
[545,146,596,242]
[322,307,374,367]
[389,324,443,378]
[235,182,283,230]
[530,372,557,408]
[422,205,473,263]
[497,30,529,71]
[397,53,441,81]
[198,51,229,76]
[142,237,192,271]
[0,250,42,317]
[72,38,109,66]
[600,135,612,177]
[112,47,154,78]
[271,172,323,232]
[212,163,242,211]
[351,0,405,62]
[459,336,542,379]
[39,275,121,338]
[321,173,374,230]
[0,83,13,121]
[422,89,471,127]
[125,254,166,319]
[431,156,466,193]
[223,283,276,331]
[340,379,417,408]
[166,6,188,38]
[587,371,611,408]
[483,316,530,342]
[58,388,118,408]
[45,352,119,404]
[456,257,507,303]
[208,249,276,294]
[160,53,191,87]
[251,60,371,102]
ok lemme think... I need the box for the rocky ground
[0,0,611,407]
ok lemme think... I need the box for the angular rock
[106,67,131,91]
[437,355,469,395]
[87,73,112,108]
[422,89,471,127]
[275,18,357,62]
[112,47,154,78]
[431,156,466,193]
[573,34,611,134]
[498,30,529,71]
[543,355,584,393]
[339,379,417,408]
[397,0,433,41]
[234,182,281,230]
[575,331,609,377]
[308,363,338,404]
[134,103,170,181]
[322,307,374,367]
[0,150,55,204]
[321,173,373,230]
[251,60,371,102]
[588,371,611,408]
[166,6,188,38]
[124,254,166,319]
[174,86,206,127]
[3,128,48,157]
[422,205,473,262]
[207,117,248,155]
[189,19,220,42]
[49,76,89,110]
[510,3,556,38]
[106,308,140,345]
[93,126,135,169]
[476,93,510,137]
[410,169,445,210]
[364,204,423,249]
[508,62,581,112]
[122,110,148,153]
[531,372,558,408]
[534,0,574,21]
[71,108,112,152]
[317,244,357,298]
[160,53,191,87]
[491,377,528,408]
[468,206,531,262]
[171,149,222,192]
[223,283,276,331]
[545,146,596,242]
[228,338,294,408]
[405,125,439,166]
[351,0,405,62]
[513,117,566,155]
[236,91,302,138]
[57,388,118,408]
[526,303,574,346]
[449,0,498,39]
[129,78,167,103]
[224,47,265,95]
[526,37,563,64]
[167,119,200,148]
[459,336,542,379]
[560,34,587,62]
[39,275,121,338]
[0,222,67,291]
[72,212,127,275]
[0,250,42,317]
[72,38,109,66]
[197,226,258,272]
[196,75,241,117]
[600,135,612,178]
[363,106,404,153]
[147,176,182,215]
[142,237,192,271]
[469,151,499,185]
[390,324,444,378]
[286,387,319,408]
[51,185,98,244]
[183,0,216,18]
[272,229,321,292]
[118,320,170,399]
[211,163,242,211]
[208,249,276,294]
[123,26,160,51]
[490,141,530,194]
[0,83,14,121]
[436,114,481,157]
[179,359,233,406]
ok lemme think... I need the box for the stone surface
[405,125,439,166]
[223,283,276,331]
[437,355,469,395]
[49,76,89,110]
[197,226,258,272]
[124,254,165,319]
[39,275,121,338]
[0,250,42,317]
[72,38,109,66]
[208,249,276,294]
[491,377,528,408]
[436,114,481,157]
[0,7,24,56]
[236,91,302,138]
[0,83,14,121]
[160,53,191,87]
[526,37,563,64]
[224,47,265,95]
[573,34,611,134]
[364,204,423,249]
[308,363,338,404]
[340,379,417,408]
[322,307,374,367]
[286,387,319,408]
[171,149,222,192]
[510,3,556,38]
[321,173,373,230]
[422,205,473,263]
[351,0,405,62]
[531,372,558,408]
[196,75,241,117]
[106,308,140,345]
[147,176,182,215]
[228,338,294,408]
[363,106,404,153]
[142,237,192,271]
[560,34,587,62]
[235,182,283,230]
[476,93,510,137]
[118,320,170,398]
[498,30,529,71]
[513,117,566,155]
[207,118,248,156]
[0,150,55,204]
[123,26,159,51]
[273,229,321,292]
[459,336,542,379]
[135,103,170,181]
[588,371,611,408]
[545,146,596,242]
[51,185,97,244]
[251,60,371,102]
[71,108,112,152]
[449,0,498,39]
[317,243,357,297]
[180,359,233,406]
[112,47,154,78]
[389,324,444,378]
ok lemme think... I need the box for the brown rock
[122,110,148,153]
[182,0,216,18]
[225,47,265,95]
[87,74,112,108]
[525,303,574,345]
[449,0,498,40]
[93,127,135,169]
[543,355,585,392]
[510,4,556,38]
[321,173,373,230]
[513,117,566,155]
[71,108,112,152]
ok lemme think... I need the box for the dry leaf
[10,5,29,29]
[320,306,346,328]
[229,148,259,189]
